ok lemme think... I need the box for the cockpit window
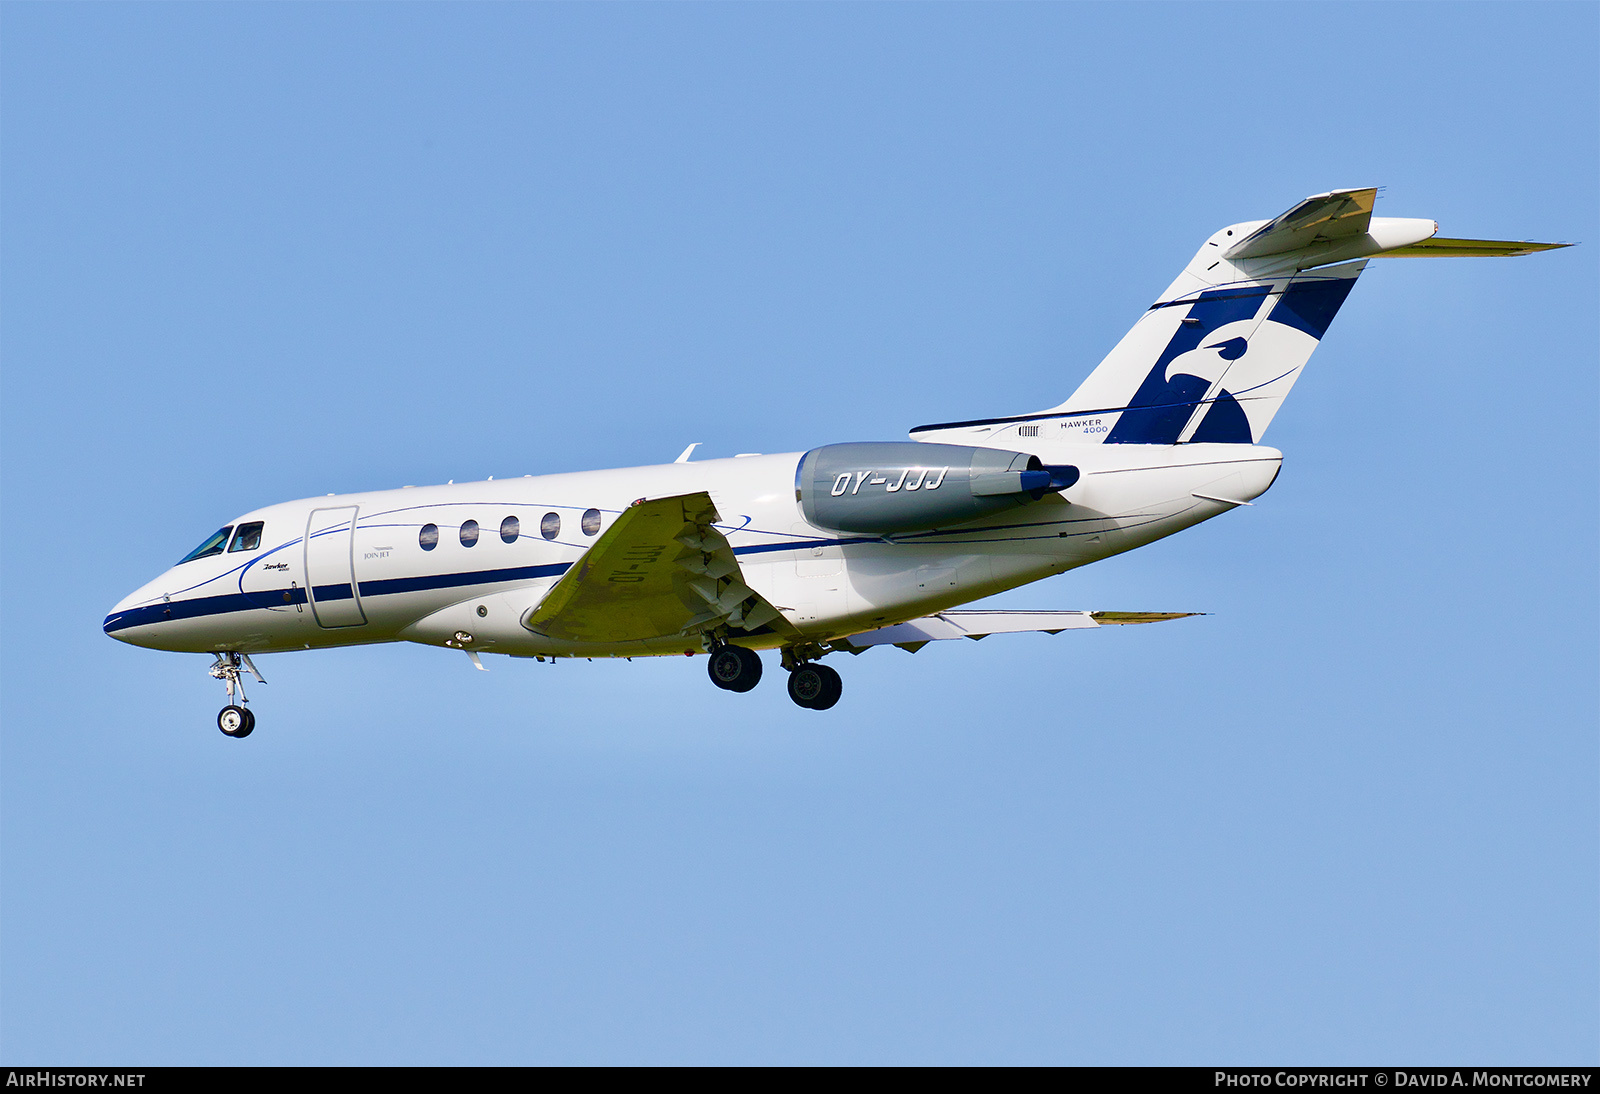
[178,527,233,564]
[228,522,264,553]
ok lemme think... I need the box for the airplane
[103,188,1567,736]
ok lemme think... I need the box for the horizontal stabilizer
[1225,187,1378,259]
[1374,237,1572,258]
[833,609,1199,653]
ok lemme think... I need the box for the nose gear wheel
[218,705,255,737]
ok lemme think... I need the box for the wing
[833,609,1200,653]
[524,491,799,644]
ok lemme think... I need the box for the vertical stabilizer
[909,189,1567,447]
[1072,258,1367,446]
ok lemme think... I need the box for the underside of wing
[832,609,1200,653]
[523,492,799,645]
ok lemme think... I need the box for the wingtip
[1089,611,1205,625]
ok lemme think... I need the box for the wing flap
[524,492,797,644]
[834,609,1199,651]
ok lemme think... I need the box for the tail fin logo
[1105,286,1270,445]
[1104,275,1359,445]
[1206,337,1249,360]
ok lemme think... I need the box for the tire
[810,663,842,710]
[707,646,762,693]
[788,663,842,710]
[788,666,823,708]
[218,705,254,737]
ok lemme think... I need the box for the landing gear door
[304,507,368,628]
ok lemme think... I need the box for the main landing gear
[209,652,265,738]
[705,642,844,710]
[707,644,763,693]
[786,662,842,711]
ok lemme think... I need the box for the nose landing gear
[208,652,265,738]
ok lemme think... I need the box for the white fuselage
[105,441,1281,659]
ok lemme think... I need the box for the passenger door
[304,507,368,628]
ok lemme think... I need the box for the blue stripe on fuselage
[104,560,577,634]
[104,588,306,633]
[105,537,900,635]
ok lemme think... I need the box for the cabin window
[178,527,232,565]
[500,516,520,544]
[228,522,264,553]
[540,512,561,540]
[419,524,439,551]
[581,509,602,536]
[460,520,480,547]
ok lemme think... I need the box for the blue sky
[2,2,1595,1064]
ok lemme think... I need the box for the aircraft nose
[104,589,145,642]
[103,575,172,646]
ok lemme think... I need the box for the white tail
[911,188,1568,446]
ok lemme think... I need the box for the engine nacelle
[796,442,1079,535]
